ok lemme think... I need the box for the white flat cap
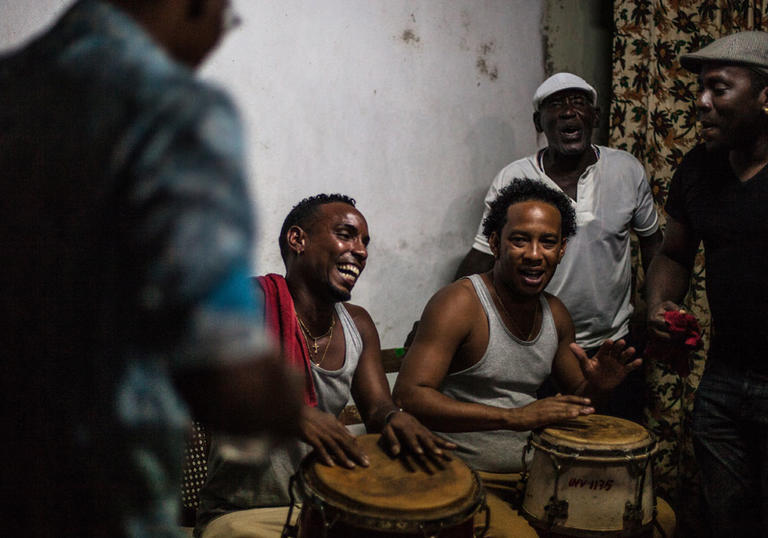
[532,73,597,111]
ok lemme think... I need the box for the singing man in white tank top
[393,179,643,538]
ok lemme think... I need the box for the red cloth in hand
[644,310,702,377]
[256,274,317,407]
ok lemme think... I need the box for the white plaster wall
[0,1,71,48]
[1,1,545,347]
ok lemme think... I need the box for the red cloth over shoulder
[644,310,702,378]
[255,274,317,407]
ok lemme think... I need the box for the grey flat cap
[680,31,768,75]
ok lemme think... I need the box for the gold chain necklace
[489,281,540,341]
[297,313,336,366]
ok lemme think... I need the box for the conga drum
[521,415,658,537]
[284,433,487,537]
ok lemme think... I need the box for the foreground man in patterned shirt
[0,1,301,536]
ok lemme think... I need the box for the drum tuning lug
[544,497,568,524]
[623,501,643,530]
[417,522,439,538]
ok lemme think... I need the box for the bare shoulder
[339,302,376,333]
[428,278,480,312]
[340,301,370,320]
[543,292,574,338]
[416,277,483,341]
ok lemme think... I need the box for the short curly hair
[482,178,576,241]
[279,193,357,261]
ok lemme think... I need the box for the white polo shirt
[472,145,659,349]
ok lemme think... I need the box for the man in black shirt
[646,31,768,538]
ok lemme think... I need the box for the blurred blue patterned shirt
[0,1,266,536]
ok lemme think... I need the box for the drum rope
[521,436,533,483]
[622,451,651,531]
[475,501,491,537]
[543,452,570,527]
[318,503,340,538]
[281,474,299,538]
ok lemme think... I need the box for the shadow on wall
[456,115,522,265]
[365,115,519,347]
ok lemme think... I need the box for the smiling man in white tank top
[196,194,452,538]
[394,179,646,537]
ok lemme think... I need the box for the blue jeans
[692,359,768,538]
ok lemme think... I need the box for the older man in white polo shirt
[456,73,662,422]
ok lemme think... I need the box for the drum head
[540,414,651,452]
[300,434,481,522]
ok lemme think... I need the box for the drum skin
[294,434,485,537]
[521,415,657,537]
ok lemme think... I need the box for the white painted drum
[521,415,657,537]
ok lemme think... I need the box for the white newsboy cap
[532,73,597,111]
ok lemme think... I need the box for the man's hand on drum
[570,339,642,392]
[511,395,595,430]
[380,410,456,461]
[300,406,369,469]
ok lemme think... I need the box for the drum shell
[521,419,656,536]
[297,506,476,537]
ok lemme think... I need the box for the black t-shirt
[666,144,768,370]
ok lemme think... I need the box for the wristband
[383,408,404,424]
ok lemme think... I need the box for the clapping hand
[570,339,642,392]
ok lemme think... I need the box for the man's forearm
[363,401,403,432]
[175,352,303,437]
[646,253,692,308]
[396,385,513,432]
[639,229,663,275]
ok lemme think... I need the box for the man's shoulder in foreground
[0,0,240,148]
[30,1,232,107]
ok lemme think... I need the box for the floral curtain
[610,1,768,535]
